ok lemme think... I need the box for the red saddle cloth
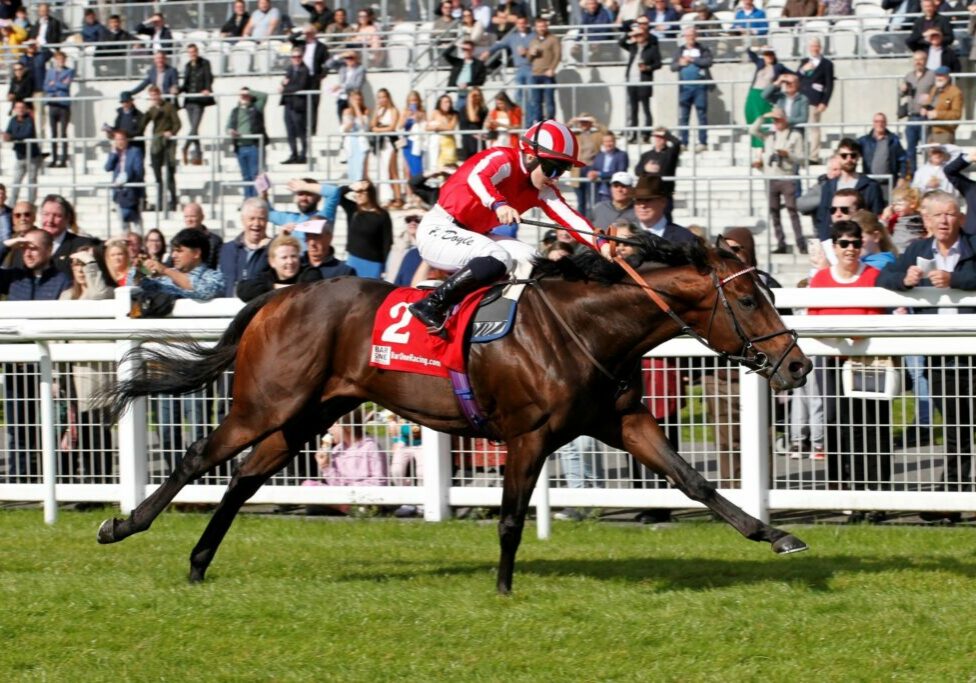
[369,287,487,378]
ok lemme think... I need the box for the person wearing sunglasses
[809,220,888,491]
[407,119,608,334]
[815,138,884,248]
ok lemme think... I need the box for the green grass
[3,511,976,681]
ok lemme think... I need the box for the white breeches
[416,204,537,274]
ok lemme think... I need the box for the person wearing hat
[924,66,962,144]
[307,220,357,279]
[750,107,806,254]
[619,17,662,145]
[581,131,629,214]
[110,91,145,154]
[911,144,954,194]
[589,171,637,229]
[745,46,788,155]
[632,175,696,244]
[906,0,954,52]
[566,112,605,219]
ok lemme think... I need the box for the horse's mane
[531,231,710,284]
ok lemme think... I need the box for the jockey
[409,118,612,333]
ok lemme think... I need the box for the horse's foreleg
[97,410,267,545]
[496,435,547,595]
[188,430,292,583]
[604,411,807,554]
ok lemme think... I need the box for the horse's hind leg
[604,411,807,554]
[189,398,362,582]
[495,434,547,595]
[188,430,292,583]
[97,408,270,545]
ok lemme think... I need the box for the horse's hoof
[772,534,808,555]
[97,518,119,544]
[188,569,206,584]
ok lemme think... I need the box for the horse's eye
[740,296,757,309]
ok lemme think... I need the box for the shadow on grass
[333,554,976,592]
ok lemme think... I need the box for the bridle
[702,265,799,376]
[613,253,799,378]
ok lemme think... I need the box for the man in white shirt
[877,191,976,509]
[912,145,957,195]
[28,3,63,48]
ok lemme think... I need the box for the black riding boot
[409,256,506,333]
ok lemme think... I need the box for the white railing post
[738,367,770,523]
[535,457,551,540]
[421,426,451,521]
[37,341,57,525]
[116,339,148,514]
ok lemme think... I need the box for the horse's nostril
[788,361,807,378]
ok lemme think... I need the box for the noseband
[703,266,799,376]
[614,258,798,378]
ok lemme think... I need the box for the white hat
[611,171,636,187]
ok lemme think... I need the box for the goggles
[539,158,571,179]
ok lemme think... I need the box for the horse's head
[677,236,810,391]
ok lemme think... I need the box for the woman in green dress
[745,47,787,161]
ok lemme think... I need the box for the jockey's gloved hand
[600,242,614,261]
[494,204,521,226]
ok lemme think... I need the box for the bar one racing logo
[371,345,391,365]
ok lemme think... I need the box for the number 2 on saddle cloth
[369,287,489,378]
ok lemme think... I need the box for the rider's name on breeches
[417,204,537,273]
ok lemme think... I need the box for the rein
[606,228,798,376]
[527,280,628,395]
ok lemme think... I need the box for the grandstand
[0,0,972,286]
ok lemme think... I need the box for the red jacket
[438,146,599,248]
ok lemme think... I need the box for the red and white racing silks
[437,146,600,249]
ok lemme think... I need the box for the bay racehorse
[99,233,812,594]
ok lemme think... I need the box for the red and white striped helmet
[519,119,586,167]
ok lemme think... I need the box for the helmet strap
[523,119,548,174]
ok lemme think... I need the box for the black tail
[102,292,275,422]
